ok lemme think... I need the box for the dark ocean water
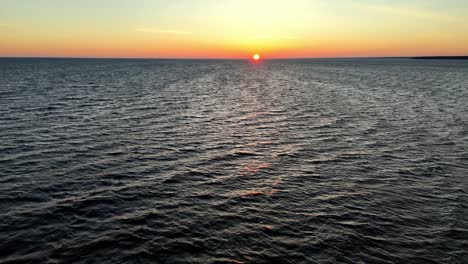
[1,58,467,264]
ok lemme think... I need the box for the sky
[1,0,467,58]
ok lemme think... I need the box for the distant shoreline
[412,56,468,60]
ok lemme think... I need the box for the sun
[253,53,261,61]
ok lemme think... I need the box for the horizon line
[1,55,468,60]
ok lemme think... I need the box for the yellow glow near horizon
[0,0,467,58]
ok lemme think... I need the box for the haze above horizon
[1,0,467,59]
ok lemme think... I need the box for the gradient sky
[1,0,467,58]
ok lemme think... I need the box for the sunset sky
[1,0,467,58]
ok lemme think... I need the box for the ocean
[1,58,467,263]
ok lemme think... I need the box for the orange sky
[1,0,467,58]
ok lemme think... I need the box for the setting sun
[253,54,261,61]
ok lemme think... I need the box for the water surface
[1,58,467,263]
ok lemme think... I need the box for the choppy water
[1,58,467,263]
